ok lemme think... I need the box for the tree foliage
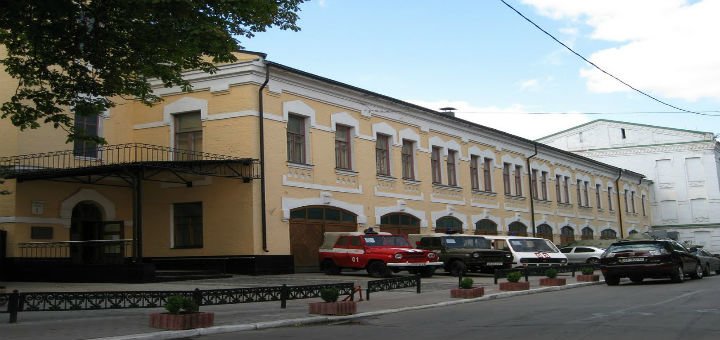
[0,0,305,142]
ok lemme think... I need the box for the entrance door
[289,206,357,272]
[101,221,125,264]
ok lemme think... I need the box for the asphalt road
[193,275,720,340]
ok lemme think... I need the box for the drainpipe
[526,143,538,237]
[259,63,270,252]
[615,169,624,238]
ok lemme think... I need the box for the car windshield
[508,239,559,253]
[364,235,410,247]
[444,236,491,249]
[606,243,666,254]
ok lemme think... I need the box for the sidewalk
[0,273,603,340]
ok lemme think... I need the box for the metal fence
[366,275,421,300]
[493,264,600,284]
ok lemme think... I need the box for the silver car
[560,246,605,264]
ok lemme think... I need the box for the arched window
[581,227,594,240]
[537,224,553,241]
[435,216,463,234]
[289,206,357,223]
[629,230,638,235]
[600,229,618,240]
[560,226,575,245]
[508,222,528,236]
[380,213,421,236]
[475,219,498,235]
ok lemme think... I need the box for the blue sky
[242,0,720,140]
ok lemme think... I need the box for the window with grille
[435,216,463,234]
[73,112,99,158]
[581,227,594,240]
[173,202,203,248]
[600,229,617,240]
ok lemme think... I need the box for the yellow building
[0,51,652,280]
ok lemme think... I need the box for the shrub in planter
[581,267,595,275]
[545,268,558,279]
[150,295,214,330]
[320,287,340,302]
[459,277,474,289]
[451,277,484,298]
[577,267,600,282]
[309,287,357,315]
[499,271,529,291]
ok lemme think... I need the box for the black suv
[412,234,512,276]
[600,239,703,285]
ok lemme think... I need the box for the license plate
[618,257,645,263]
[486,262,503,266]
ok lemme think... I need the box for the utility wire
[499,0,710,117]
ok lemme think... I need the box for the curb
[92,281,604,340]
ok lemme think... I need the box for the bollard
[458,274,462,288]
[280,284,288,309]
[416,274,421,294]
[366,287,371,301]
[524,269,529,282]
[571,265,576,277]
[192,288,203,308]
[8,290,19,324]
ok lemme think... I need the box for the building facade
[0,50,652,280]
[538,119,720,252]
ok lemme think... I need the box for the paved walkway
[0,272,603,340]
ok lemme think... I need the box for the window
[435,216,463,234]
[175,111,202,159]
[475,219,498,235]
[401,140,415,180]
[503,163,511,195]
[514,165,523,196]
[642,194,646,216]
[563,176,570,204]
[376,134,391,176]
[596,184,602,209]
[600,229,618,240]
[537,224,553,241]
[470,155,480,190]
[576,180,582,206]
[608,186,614,211]
[583,181,590,207]
[173,202,203,248]
[581,227,594,240]
[541,171,548,200]
[508,222,528,236]
[31,226,54,239]
[531,169,538,199]
[431,147,442,183]
[555,175,562,203]
[624,189,630,212]
[631,191,636,213]
[560,226,575,245]
[447,150,457,186]
[73,112,99,158]
[335,125,352,170]
[483,158,493,192]
[287,114,306,163]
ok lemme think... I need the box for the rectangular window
[470,155,480,190]
[514,165,523,196]
[624,189,630,212]
[483,158,493,192]
[447,150,457,186]
[175,111,202,160]
[287,114,306,163]
[531,169,538,199]
[608,186,614,211]
[73,112,99,158]
[576,179,582,206]
[563,176,570,204]
[335,125,352,170]
[596,184,602,209]
[375,134,391,176]
[431,147,442,184]
[631,191,636,213]
[642,194,646,216]
[555,175,562,203]
[173,202,203,248]
[583,181,590,207]
[540,171,548,200]
[401,139,415,180]
[503,163,511,195]
[31,226,54,239]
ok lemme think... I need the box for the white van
[483,235,568,267]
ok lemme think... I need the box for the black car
[689,247,720,275]
[600,240,703,285]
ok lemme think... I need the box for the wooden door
[290,222,324,272]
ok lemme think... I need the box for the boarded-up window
[690,198,708,221]
[656,159,672,185]
[686,157,704,184]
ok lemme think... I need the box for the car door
[671,241,694,273]
[560,247,576,262]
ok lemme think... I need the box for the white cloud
[519,78,540,91]
[523,0,720,101]
[406,99,590,140]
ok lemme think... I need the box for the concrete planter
[149,312,215,330]
[308,301,357,315]
[576,274,600,282]
[539,278,567,286]
[499,281,530,291]
[450,287,485,299]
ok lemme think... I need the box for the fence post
[571,265,576,277]
[494,270,499,284]
[280,284,288,309]
[366,286,370,301]
[524,268,529,282]
[193,288,202,308]
[416,274,421,294]
[457,274,462,288]
[8,290,19,324]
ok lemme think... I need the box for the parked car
[409,233,513,276]
[560,246,605,264]
[483,235,568,268]
[600,239,703,285]
[318,231,443,278]
[689,247,720,275]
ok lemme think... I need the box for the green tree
[0,0,305,143]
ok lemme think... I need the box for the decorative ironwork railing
[366,275,421,300]
[17,240,133,262]
[493,263,600,284]
[0,143,260,179]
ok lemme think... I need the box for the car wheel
[629,276,644,284]
[322,259,341,275]
[367,261,390,278]
[420,267,436,278]
[449,261,467,277]
[586,258,599,265]
[671,264,684,283]
[605,275,620,286]
[690,263,703,279]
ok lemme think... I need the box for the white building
[538,119,720,253]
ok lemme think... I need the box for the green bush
[165,295,198,314]
[320,287,339,302]
[507,271,522,283]
[459,277,474,289]
[581,267,595,275]
[545,268,558,279]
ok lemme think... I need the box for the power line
[455,110,720,116]
[498,0,710,117]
